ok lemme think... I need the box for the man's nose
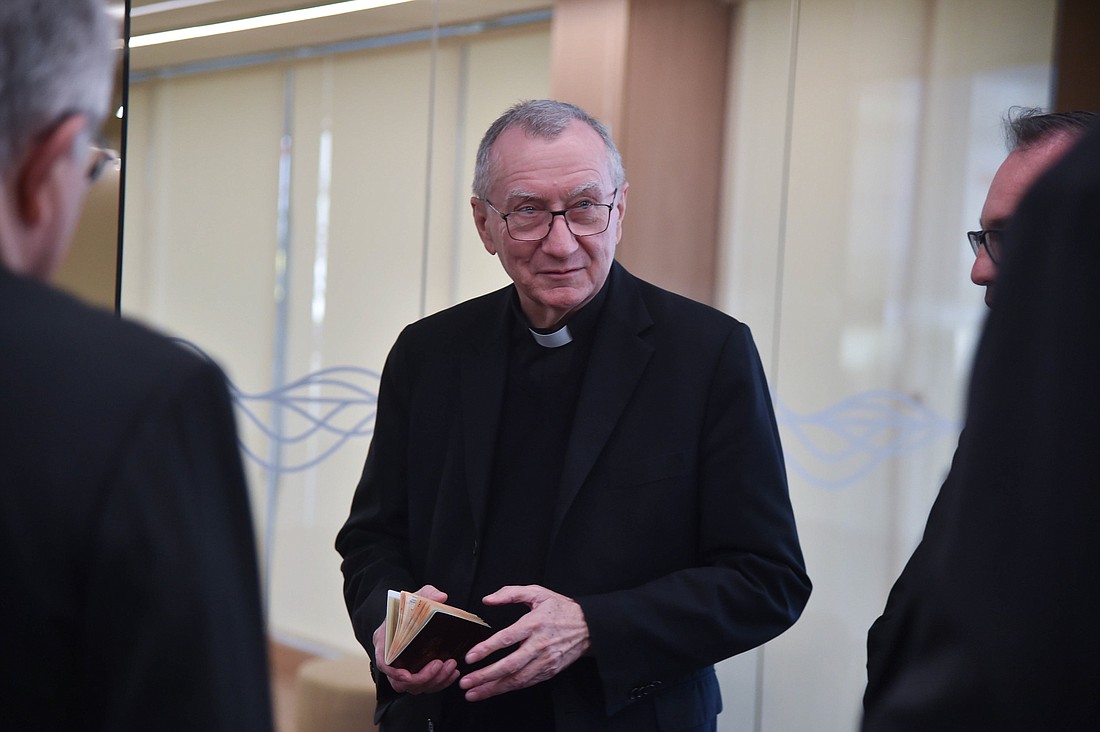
[970,247,998,286]
[541,214,579,256]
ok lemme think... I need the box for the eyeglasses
[87,144,119,182]
[967,228,1004,266]
[483,189,618,241]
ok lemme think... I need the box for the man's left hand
[459,584,590,701]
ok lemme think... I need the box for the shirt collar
[511,274,611,349]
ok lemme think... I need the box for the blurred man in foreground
[0,1,273,729]
[864,110,1098,728]
[967,108,1094,306]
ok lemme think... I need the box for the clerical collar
[510,273,612,349]
[529,325,573,348]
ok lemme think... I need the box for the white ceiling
[127,0,552,71]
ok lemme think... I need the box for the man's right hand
[372,584,462,695]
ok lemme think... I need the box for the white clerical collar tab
[529,325,573,348]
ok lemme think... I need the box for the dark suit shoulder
[394,283,511,353]
[1,271,220,395]
[618,265,751,344]
[0,270,230,489]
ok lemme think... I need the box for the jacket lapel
[552,264,654,536]
[459,289,512,538]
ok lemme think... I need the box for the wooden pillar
[1053,0,1100,112]
[551,0,732,306]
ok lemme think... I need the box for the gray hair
[0,0,116,173]
[1004,107,1096,153]
[472,99,626,199]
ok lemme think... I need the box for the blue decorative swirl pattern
[173,339,380,473]
[773,390,960,490]
[231,365,380,473]
[174,339,958,487]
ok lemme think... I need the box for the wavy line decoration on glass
[773,390,960,490]
[173,339,381,473]
[171,340,956,483]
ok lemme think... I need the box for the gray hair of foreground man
[1005,107,1097,153]
[472,99,627,199]
[0,0,116,173]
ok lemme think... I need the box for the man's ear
[613,181,628,244]
[15,114,87,226]
[471,196,498,255]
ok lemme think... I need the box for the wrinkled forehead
[485,122,616,193]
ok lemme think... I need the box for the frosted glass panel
[120,0,1057,726]
[718,1,1057,729]
[122,24,551,653]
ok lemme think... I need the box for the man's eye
[512,206,541,214]
[571,201,594,210]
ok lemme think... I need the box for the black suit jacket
[338,263,810,730]
[862,123,1100,729]
[0,269,273,732]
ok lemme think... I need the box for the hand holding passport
[384,590,493,672]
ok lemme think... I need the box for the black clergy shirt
[441,278,610,731]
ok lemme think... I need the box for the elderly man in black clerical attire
[337,99,811,731]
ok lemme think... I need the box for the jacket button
[630,680,662,699]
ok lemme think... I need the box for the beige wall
[54,167,122,310]
[121,1,1057,728]
[53,71,125,311]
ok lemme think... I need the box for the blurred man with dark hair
[968,107,1095,306]
[0,1,273,729]
[864,109,1098,729]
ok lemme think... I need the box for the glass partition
[122,3,552,653]
[717,1,1057,729]
[119,1,1059,729]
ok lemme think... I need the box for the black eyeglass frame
[967,228,1003,266]
[87,144,119,182]
[482,188,619,241]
